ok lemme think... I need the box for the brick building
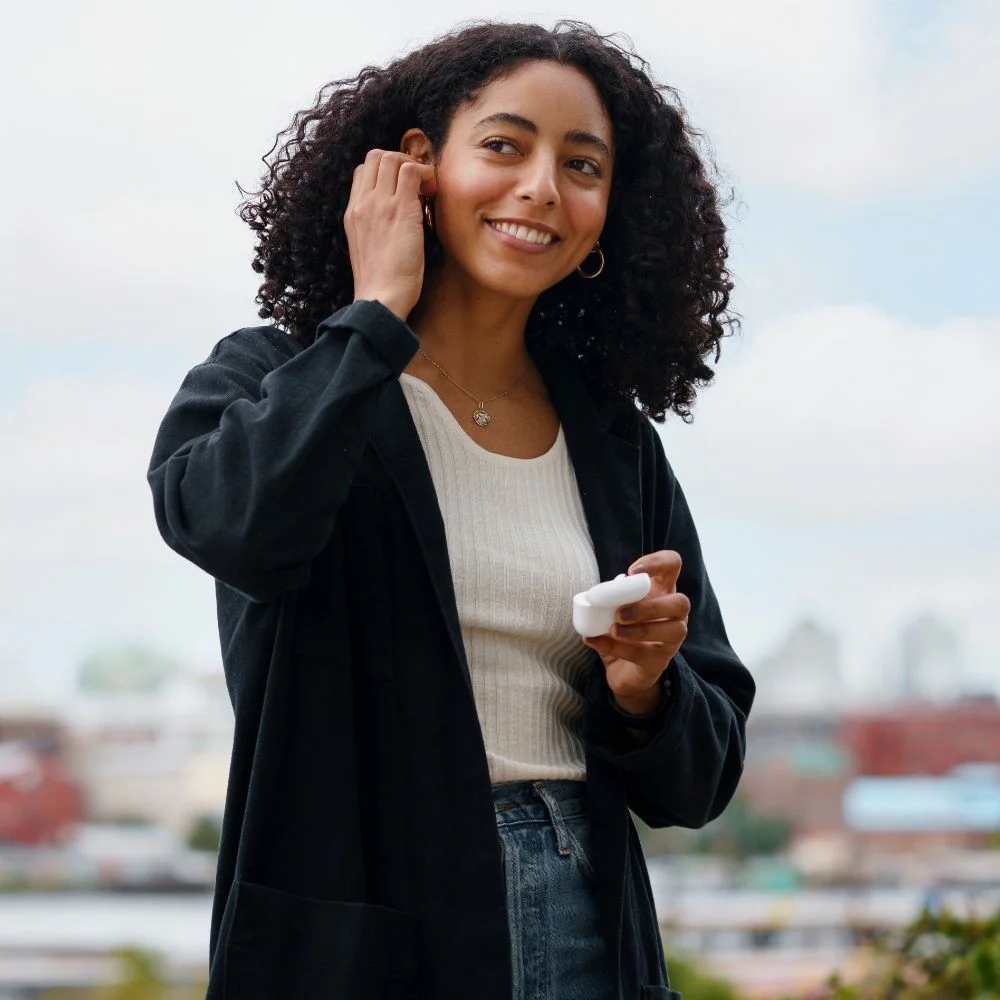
[839,698,1000,776]
[0,741,82,845]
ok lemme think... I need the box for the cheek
[568,190,609,241]
[436,164,509,223]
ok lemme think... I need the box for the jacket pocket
[642,988,682,999]
[224,879,417,999]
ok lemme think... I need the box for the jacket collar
[371,358,642,699]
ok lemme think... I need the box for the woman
[148,20,754,1000]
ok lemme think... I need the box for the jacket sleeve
[146,300,418,603]
[586,420,756,829]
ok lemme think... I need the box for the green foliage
[667,952,741,1000]
[634,796,792,860]
[78,644,178,694]
[821,905,1000,999]
[40,947,205,998]
[708,798,791,860]
[102,948,168,999]
[185,814,221,853]
[0,870,31,893]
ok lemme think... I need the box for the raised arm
[148,145,436,602]
[147,301,417,602]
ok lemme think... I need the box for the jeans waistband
[491,779,588,827]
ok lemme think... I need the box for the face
[410,60,614,301]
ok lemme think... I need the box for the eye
[483,137,518,154]
[568,157,602,177]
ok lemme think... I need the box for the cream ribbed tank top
[398,373,601,784]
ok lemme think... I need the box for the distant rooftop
[844,768,1000,831]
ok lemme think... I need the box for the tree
[634,796,791,860]
[40,946,205,998]
[186,814,221,853]
[667,953,742,1000]
[821,906,1000,999]
[78,644,178,694]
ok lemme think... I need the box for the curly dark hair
[238,20,737,421]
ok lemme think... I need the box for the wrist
[607,670,673,736]
[612,679,665,717]
[353,292,412,322]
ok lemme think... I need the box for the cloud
[655,304,1000,691]
[0,375,220,701]
[661,306,1000,521]
[645,0,1000,198]
[4,1,999,348]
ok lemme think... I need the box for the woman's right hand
[344,150,437,321]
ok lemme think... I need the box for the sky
[2,0,998,708]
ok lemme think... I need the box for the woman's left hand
[583,550,690,712]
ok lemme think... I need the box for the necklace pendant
[472,408,491,427]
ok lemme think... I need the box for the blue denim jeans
[493,779,618,1000]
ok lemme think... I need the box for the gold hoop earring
[422,198,434,231]
[577,241,604,279]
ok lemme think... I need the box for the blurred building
[65,650,233,837]
[742,713,851,838]
[0,706,81,845]
[751,620,846,716]
[839,697,1000,776]
[843,764,1000,854]
[897,613,965,703]
[741,697,1000,880]
[0,702,68,756]
[0,740,81,844]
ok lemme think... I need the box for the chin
[472,263,567,300]
[440,242,571,300]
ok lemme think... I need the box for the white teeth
[490,221,553,245]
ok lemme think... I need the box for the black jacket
[147,300,755,1000]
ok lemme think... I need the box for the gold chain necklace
[417,349,533,427]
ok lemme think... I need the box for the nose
[514,155,560,208]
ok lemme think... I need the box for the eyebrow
[474,112,611,157]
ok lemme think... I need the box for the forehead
[456,60,612,139]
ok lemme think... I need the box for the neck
[407,266,537,386]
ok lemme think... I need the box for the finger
[617,592,690,625]
[395,160,437,199]
[345,164,363,205]
[629,550,682,590]
[344,165,366,229]
[395,159,426,202]
[583,635,666,674]
[375,151,410,194]
[358,148,386,191]
[611,618,687,646]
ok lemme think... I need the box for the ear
[400,128,435,165]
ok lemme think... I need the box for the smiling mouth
[487,220,559,246]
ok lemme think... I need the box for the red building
[0,742,81,845]
[839,698,1000,777]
